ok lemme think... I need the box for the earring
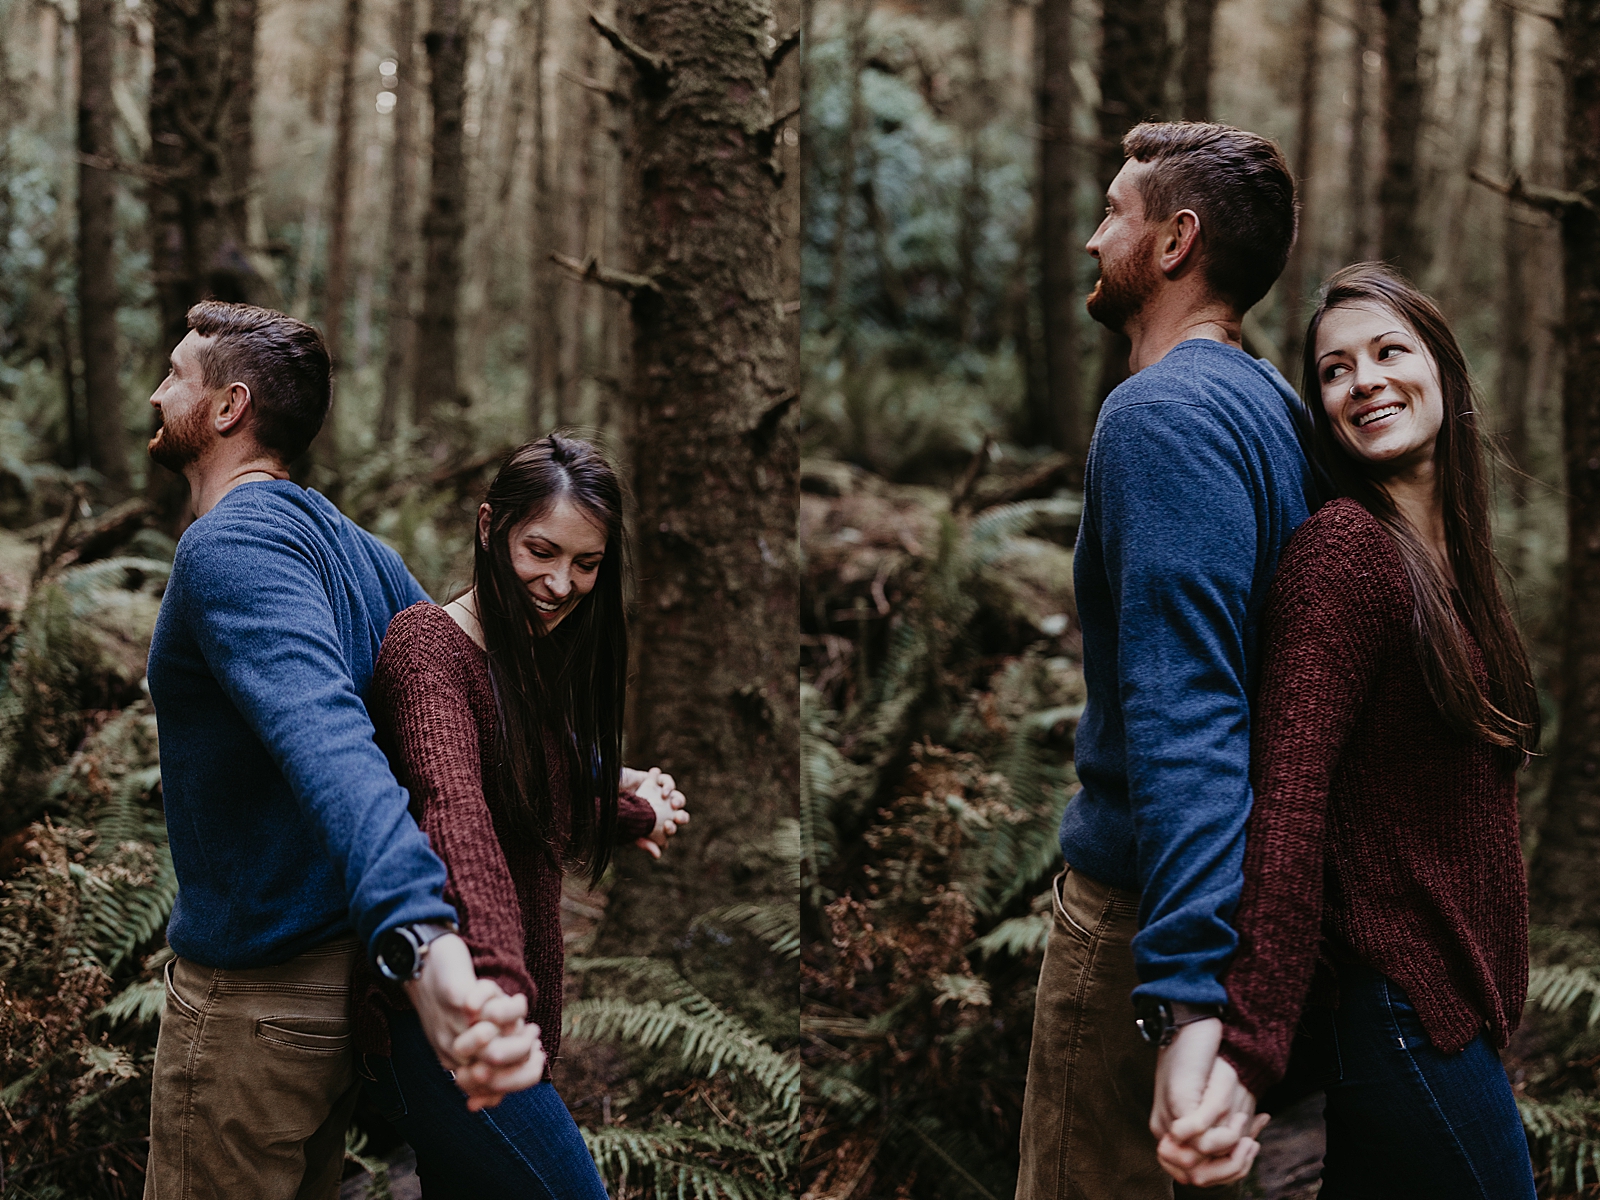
[1349,385,1358,398]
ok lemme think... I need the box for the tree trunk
[415,0,467,433]
[1497,4,1533,502]
[1377,0,1424,277]
[1347,0,1375,263]
[1279,0,1323,373]
[1529,0,1600,932]
[527,0,558,434]
[1180,0,1217,122]
[378,0,419,444]
[78,0,130,492]
[322,0,363,398]
[595,0,800,951]
[219,0,266,302]
[1095,0,1171,403]
[1035,0,1081,455]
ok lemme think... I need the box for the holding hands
[404,932,547,1110]
[624,765,690,858]
[1150,1017,1268,1187]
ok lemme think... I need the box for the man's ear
[215,381,253,436]
[1158,209,1203,278]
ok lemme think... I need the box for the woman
[358,435,690,1198]
[1176,264,1541,1195]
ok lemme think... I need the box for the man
[1015,123,1317,1199]
[143,301,540,1199]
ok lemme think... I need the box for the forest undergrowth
[795,446,1600,1199]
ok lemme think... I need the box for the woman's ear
[477,503,492,551]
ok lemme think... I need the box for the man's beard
[147,403,208,472]
[1085,228,1161,334]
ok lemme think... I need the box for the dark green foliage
[1517,927,1600,1193]
[800,480,1082,1198]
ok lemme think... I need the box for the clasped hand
[624,765,690,859]
[1149,1017,1269,1186]
[404,932,546,1111]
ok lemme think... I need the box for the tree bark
[321,0,364,429]
[378,0,419,444]
[1035,0,1081,455]
[415,0,467,433]
[219,0,265,301]
[595,0,800,950]
[1497,5,1532,502]
[1347,0,1375,263]
[1529,0,1600,932]
[527,0,558,433]
[1377,0,1424,277]
[1180,0,1217,122]
[78,0,130,492]
[1279,0,1323,373]
[1095,0,1171,403]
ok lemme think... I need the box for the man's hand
[1149,1016,1266,1186]
[403,933,543,1108]
[627,766,689,859]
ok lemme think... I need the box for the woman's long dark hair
[1300,263,1539,754]
[472,434,629,885]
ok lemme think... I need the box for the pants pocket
[163,957,203,1022]
[255,1015,352,1055]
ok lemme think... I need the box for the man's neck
[185,455,291,517]
[1123,288,1243,374]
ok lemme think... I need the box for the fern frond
[583,1126,787,1200]
[1520,1091,1600,1191]
[98,976,167,1026]
[969,912,1051,960]
[1529,963,1600,1029]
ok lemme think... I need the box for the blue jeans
[1264,962,1535,1200]
[361,1010,608,1200]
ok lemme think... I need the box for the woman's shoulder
[1273,498,1410,611]
[377,602,485,682]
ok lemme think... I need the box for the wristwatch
[374,921,458,983]
[1134,996,1225,1047]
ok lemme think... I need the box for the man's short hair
[1121,122,1297,314]
[186,301,331,463]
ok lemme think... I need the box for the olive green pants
[1016,867,1238,1200]
[144,937,362,1200]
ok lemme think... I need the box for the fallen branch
[45,497,154,575]
[970,452,1081,512]
[1470,168,1596,217]
[550,252,662,298]
[949,438,996,513]
[588,11,670,86]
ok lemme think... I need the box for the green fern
[582,1126,788,1200]
[1519,1092,1600,1191]
[969,912,1051,960]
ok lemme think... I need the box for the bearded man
[1014,123,1319,1199]
[143,302,540,1199]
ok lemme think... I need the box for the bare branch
[766,24,802,77]
[1470,168,1595,217]
[559,67,625,103]
[77,152,180,183]
[588,11,670,85]
[550,252,662,298]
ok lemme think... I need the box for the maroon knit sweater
[357,603,656,1062]
[1219,499,1527,1099]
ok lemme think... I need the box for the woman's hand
[626,766,689,858]
[449,1017,547,1112]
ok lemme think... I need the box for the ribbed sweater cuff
[617,789,657,841]
[1218,1038,1278,1103]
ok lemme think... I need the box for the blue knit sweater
[1059,339,1316,1006]
[148,481,457,968]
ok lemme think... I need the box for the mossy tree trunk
[1530,0,1600,932]
[594,0,800,955]
[415,0,467,433]
[1378,0,1424,277]
[1035,0,1081,457]
[78,0,129,493]
[378,0,419,444]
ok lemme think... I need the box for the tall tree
[78,0,130,492]
[219,0,263,298]
[1095,0,1171,403]
[1180,0,1218,121]
[378,0,419,444]
[1530,0,1600,932]
[1347,0,1375,262]
[527,0,558,433]
[415,0,467,432]
[1034,0,1081,455]
[590,0,800,950]
[1497,5,1533,501]
[1279,0,1323,372]
[1377,0,1424,276]
[320,0,364,447]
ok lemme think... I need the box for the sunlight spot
[376,91,397,115]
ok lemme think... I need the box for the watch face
[377,929,418,981]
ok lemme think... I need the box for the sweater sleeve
[1091,401,1272,1005]
[175,523,456,959]
[616,788,658,844]
[1219,502,1407,1096]
[370,607,539,1006]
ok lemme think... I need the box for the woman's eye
[1324,363,1348,382]
[577,560,600,573]
[1378,344,1405,360]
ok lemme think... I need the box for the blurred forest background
[0,0,803,1193]
[797,0,1600,1197]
